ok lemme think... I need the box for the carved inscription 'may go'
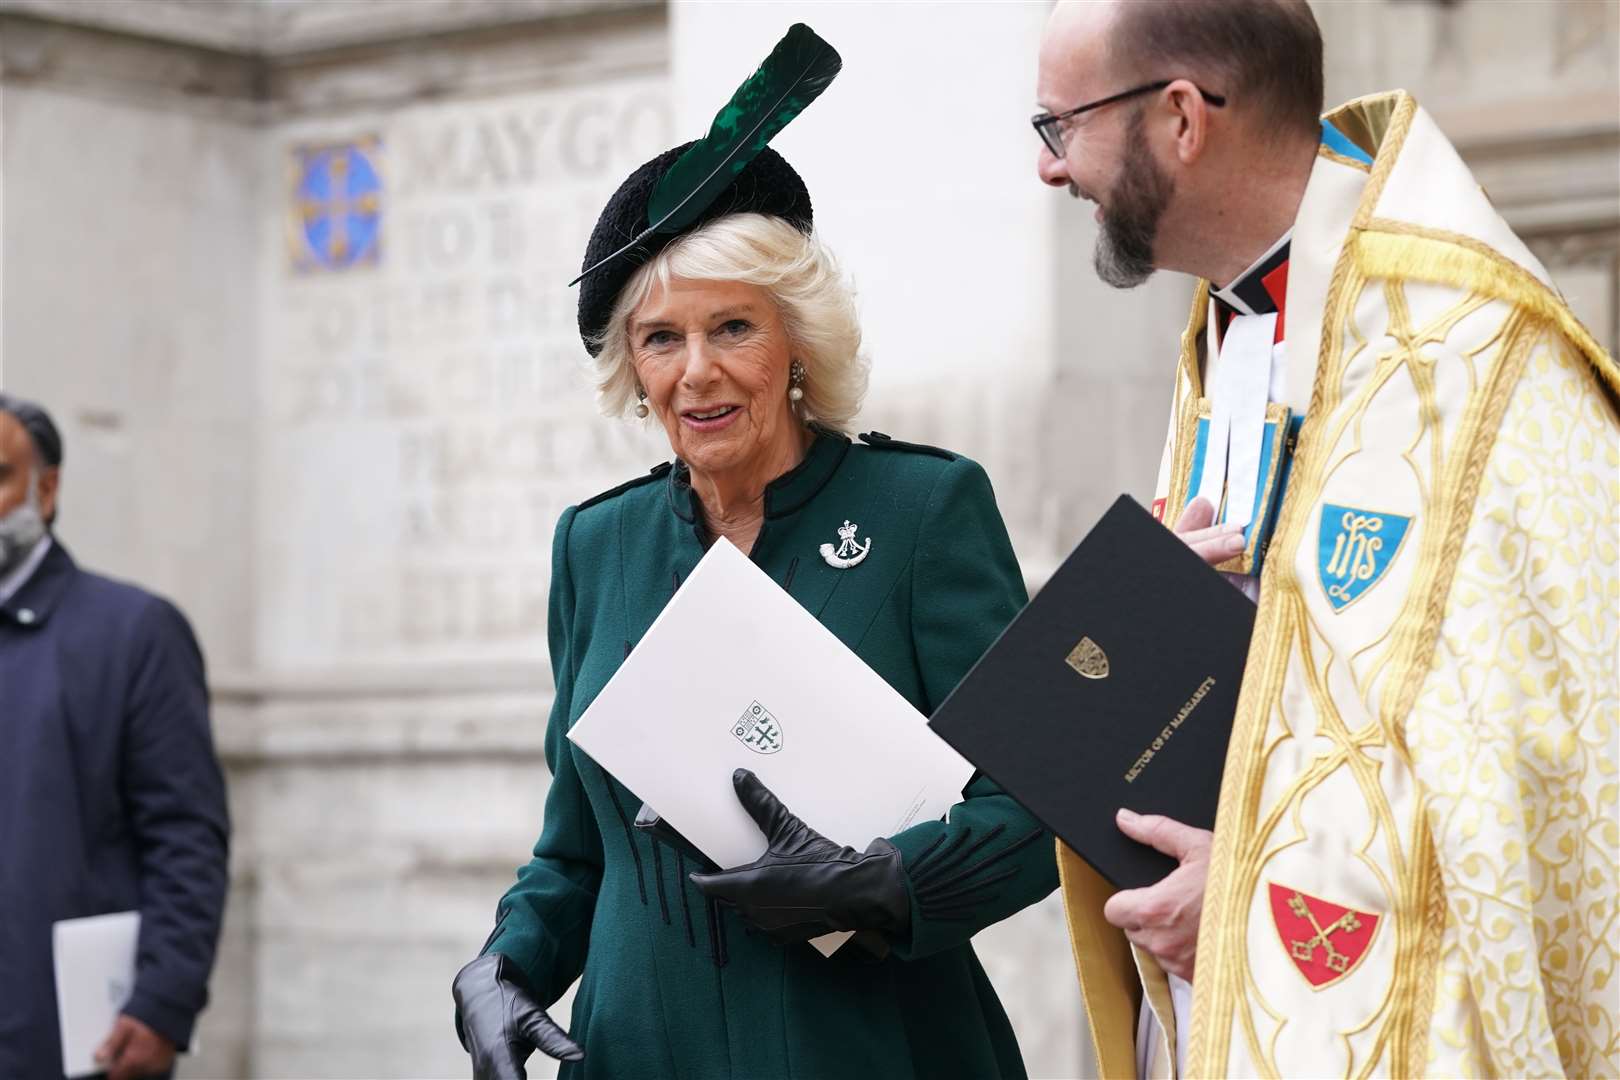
[395,95,669,196]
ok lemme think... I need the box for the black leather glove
[688,769,911,945]
[452,953,582,1079]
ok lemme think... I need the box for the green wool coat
[480,428,1059,1079]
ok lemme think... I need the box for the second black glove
[452,953,582,1079]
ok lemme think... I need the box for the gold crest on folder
[1066,637,1109,680]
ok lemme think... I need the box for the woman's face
[629,276,800,477]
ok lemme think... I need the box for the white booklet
[568,538,974,956]
[53,910,140,1079]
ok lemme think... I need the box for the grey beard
[0,496,47,579]
[1094,110,1173,290]
[1094,210,1159,289]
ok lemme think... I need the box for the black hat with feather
[573,24,841,356]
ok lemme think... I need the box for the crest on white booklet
[732,700,783,754]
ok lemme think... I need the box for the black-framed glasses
[1032,80,1227,157]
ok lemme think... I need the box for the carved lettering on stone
[265,81,672,665]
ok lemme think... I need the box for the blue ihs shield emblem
[1318,504,1412,611]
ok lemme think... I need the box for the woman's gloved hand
[452,953,583,1079]
[689,769,911,944]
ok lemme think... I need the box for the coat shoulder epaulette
[577,461,673,512]
[857,431,959,461]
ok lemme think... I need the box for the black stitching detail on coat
[908,826,974,885]
[605,783,648,906]
[677,852,696,947]
[914,906,981,922]
[911,824,1005,888]
[706,898,729,968]
[913,824,1008,889]
[857,431,958,460]
[576,467,667,511]
[916,871,1022,921]
[921,866,1022,907]
[650,840,672,925]
[920,898,1002,922]
[909,830,948,868]
[916,826,1046,897]
[920,829,1004,887]
[783,556,800,591]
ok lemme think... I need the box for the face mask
[0,475,47,578]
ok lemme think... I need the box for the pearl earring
[634,387,649,418]
[788,361,806,403]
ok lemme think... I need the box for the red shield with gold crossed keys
[1268,882,1381,990]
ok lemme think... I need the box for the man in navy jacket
[0,394,229,1080]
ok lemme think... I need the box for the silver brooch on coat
[819,520,871,569]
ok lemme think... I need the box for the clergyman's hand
[94,1013,175,1080]
[1172,497,1246,567]
[1102,809,1211,981]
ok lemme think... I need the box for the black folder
[929,495,1255,890]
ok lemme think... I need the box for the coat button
[16,608,35,624]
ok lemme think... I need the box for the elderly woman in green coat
[451,27,1057,1080]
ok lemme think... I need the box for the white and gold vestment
[1060,90,1619,1079]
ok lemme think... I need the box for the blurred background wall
[0,1,1612,1076]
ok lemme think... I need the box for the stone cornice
[0,2,666,115]
[263,6,666,119]
[0,0,262,54]
[210,661,552,702]
[0,12,267,113]
[0,0,660,57]
[1458,125,1620,233]
[210,666,553,765]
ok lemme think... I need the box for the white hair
[588,213,869,432]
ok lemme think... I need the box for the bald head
[1041,0,1323,142]
[1036,0,1326,288]
[1039,1,1113,78]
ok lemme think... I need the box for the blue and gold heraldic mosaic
[291,136,382,272]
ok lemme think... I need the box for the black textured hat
[576,143,813,356]
[571,23,839,356]
[0,392,63,467]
